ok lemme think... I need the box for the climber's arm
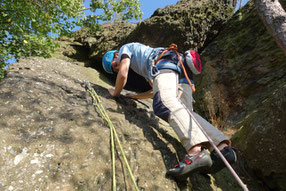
[125,89,153,99]
[108,55,130,97]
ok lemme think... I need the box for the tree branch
[255,0,286,55]
[82,7,92,11]
[0,55,14,63]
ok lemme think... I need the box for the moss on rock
[194,1,286,189]
[126,0,235,52]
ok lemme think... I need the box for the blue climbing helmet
[102,50,118,74]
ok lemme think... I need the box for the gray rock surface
[0,57,175,190]
[0,57,264,190]
[126,0,235,51]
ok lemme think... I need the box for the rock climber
[102,42,237,179]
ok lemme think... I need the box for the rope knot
[168,43,177,51]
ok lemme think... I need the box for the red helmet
[185,50,201,74]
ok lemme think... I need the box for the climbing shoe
[204,146,237,174]
[167,149,212,180]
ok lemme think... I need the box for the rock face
[126,0,236,52]
[194,1,286,190]
[232,82,286,190]
[73,22,137,67]
[0,57,176,191]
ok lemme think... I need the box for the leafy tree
[0,0,142,80]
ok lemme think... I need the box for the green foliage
[83,0,142,27]
[0,61,4,80]
[0,0,83,60]
[0,0,142,81]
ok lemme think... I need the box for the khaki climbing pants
[152,71,229,151]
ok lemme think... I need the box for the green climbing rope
[83,81,139,191]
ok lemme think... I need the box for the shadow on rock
[88,84,215,190]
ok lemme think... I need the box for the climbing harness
[180,100,249,191]
[82,81,140,191]
[153,43,196,92]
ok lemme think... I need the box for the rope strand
[84,82,140,191]
[180,100,248,191]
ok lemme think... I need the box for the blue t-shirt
[117,42,193,84]
[118,42,154,80]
